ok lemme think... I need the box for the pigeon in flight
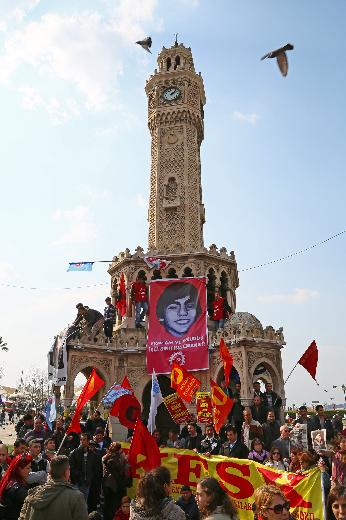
[261,43,294,76]
[136,36,152,53]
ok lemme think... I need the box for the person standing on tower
[131,274,148,328]
[211,290,231,330]
[103,297,116,340]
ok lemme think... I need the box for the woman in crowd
[114,496,131,520]
[288,449,301,473]
[0,453,32,520]
[130,466,185,520]
[320,434,346,487]
[326,485,346,520]
[195,476,238,520]
[265,448,288,471]
[248,438,269,464]
[253,485,290,520]
[102,443,129,520]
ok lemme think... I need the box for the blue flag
[101,383,132,408]
[67,262,93,272]
[45,396,57,430]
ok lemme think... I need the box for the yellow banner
[123,445,323,520]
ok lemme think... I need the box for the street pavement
[0,419,16,446]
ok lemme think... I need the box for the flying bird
[261,43,294,77]
[136,36,152,53]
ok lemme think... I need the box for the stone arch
[250,358,281,394]
[174,55,180,70]
[151,269,162,280]
[142,375,176,440]
[212,360,242,394]
[69,362,111,406]
[220,271,228,297]
[182,266,194,278]
[134,269,148,281]
[167,267,178,279]
[206,268,217,316]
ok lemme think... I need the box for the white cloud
[232,111,260,125]
[257,288,320,304]
[135,193,147,209]
[77,184,111,202]
[51,205,97,246]
[0,2,162,120]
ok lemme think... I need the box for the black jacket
[69,447,101,486]
[220,439,249,459]
[310,416,334,441]
[0,481,28,520]
[176,495,199,520]
[262,420,281,450]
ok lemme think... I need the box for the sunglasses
[268,502,290,514]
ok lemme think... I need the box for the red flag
[67,369,105,434]
[115,394,141,429]
[128,418,161,472]
[219,338,233,387]
[298,340,318,380]
[111,375,134,416]
[210,379,234,434]
[116,273,127,317]
[171,362,201,402]
[121,375,133,391]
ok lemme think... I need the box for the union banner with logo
[196,391,213,423]
[171,362,201,402]
[124,445,323,520]
[147,278,208,374]
[163,393,193,424]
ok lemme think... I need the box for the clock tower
[145,43,206,254]
[61,41,286,430]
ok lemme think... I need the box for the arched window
[182,266,194,278]
[174,55,180,70]
[151,269,162,280]
[166,57,171,71]
[167,268,178,279]
[207,268,217,317]
[220,271,228,298]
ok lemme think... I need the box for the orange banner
[171,362,201,402]
[196,391,213,423]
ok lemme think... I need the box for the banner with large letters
[147,278,208,374]
[123,445,323,520]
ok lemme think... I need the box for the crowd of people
[0,383,344,520]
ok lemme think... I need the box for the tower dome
[228,312,263,332]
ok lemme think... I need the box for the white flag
[49,395,57,424]
[147,369,163,434]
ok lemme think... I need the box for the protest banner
[196,391,213,423]
[164,393,193,424]
[171,362,201,402]
[291,423,308,451]
[147,278,208,374]
[124,445,323,520]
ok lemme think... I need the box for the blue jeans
[216,319,225,329]
[135,301,148,325]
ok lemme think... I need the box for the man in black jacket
[262,410,280,451]
[69,433,102,507]
[220,425,249,459]
[176,485,199,520]
[310,405,334,441]
[263,382,282,420]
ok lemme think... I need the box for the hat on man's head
[181,485,191,492]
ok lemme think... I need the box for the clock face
[162,87,181,102]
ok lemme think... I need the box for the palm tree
[0,337,8,352]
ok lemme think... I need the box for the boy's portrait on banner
[147,277,208,374]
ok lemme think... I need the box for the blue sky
[0,0,345,407]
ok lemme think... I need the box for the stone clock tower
[61,42,286,431]
[145,44,206,254]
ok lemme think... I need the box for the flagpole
[284,362,299,385]
[56,433,68,455]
